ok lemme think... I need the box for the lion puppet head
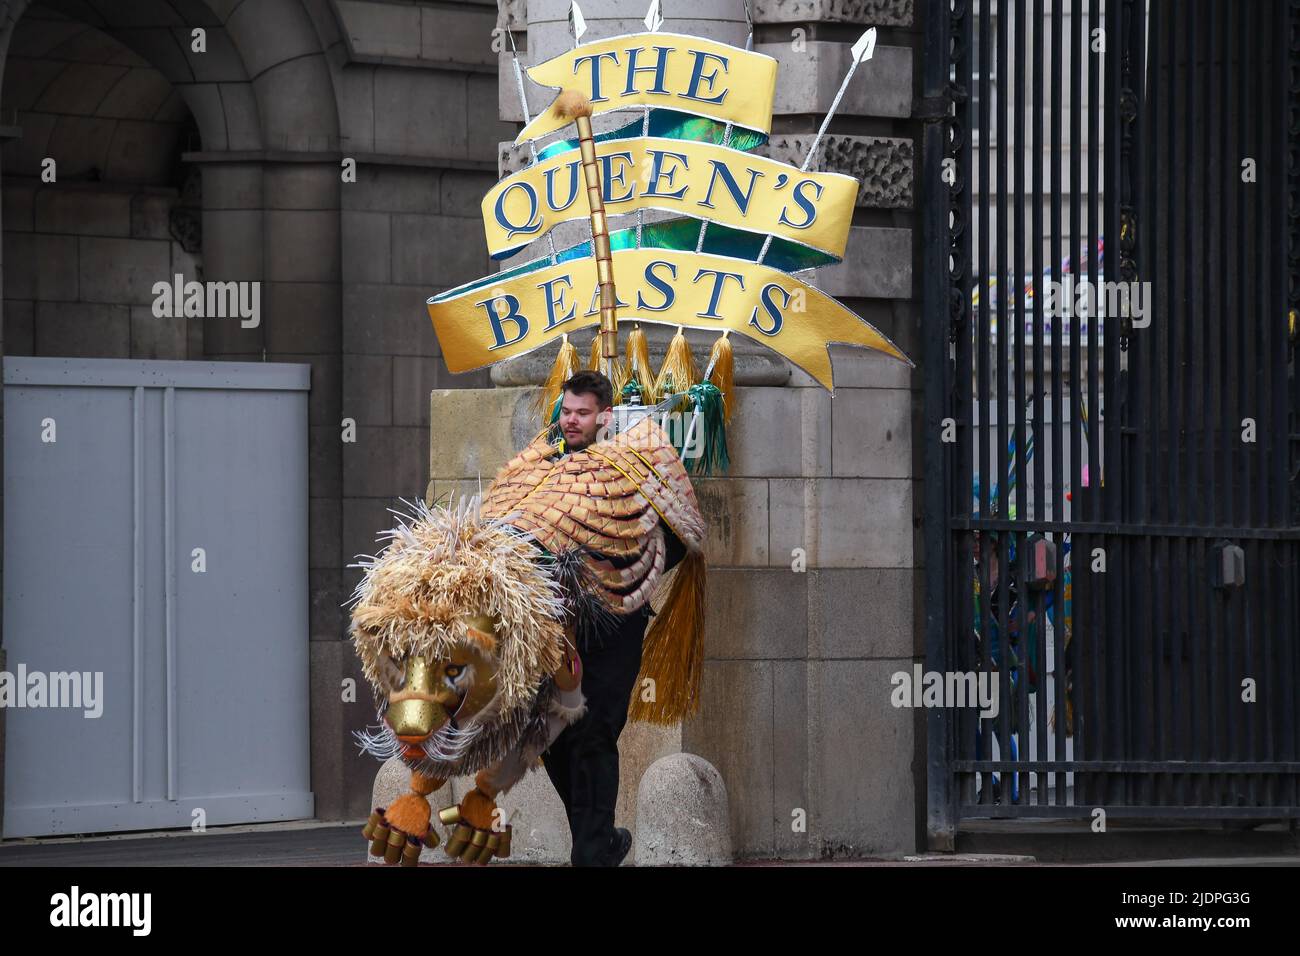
[348,496,577,781]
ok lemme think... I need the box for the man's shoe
[609,827,632,866]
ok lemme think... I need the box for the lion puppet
[349,414,706,865]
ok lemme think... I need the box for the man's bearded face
[559,389,609,452]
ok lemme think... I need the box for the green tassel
[681,381,729,476]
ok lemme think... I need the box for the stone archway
[0,0,345,363]
[1,8,205,358]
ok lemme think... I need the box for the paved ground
[1,820,1298,866]
[0,821,369,866]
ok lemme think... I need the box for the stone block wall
[682,348,922,858]
[2,185,201,359]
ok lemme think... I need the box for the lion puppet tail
[627,549,706,725]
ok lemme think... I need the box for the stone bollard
[634,753,732,866]
[368,756,571,864]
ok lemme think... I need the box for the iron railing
[925,0,1300,842]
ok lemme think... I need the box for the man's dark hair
[561,369,614,410]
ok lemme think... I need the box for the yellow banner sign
[427,249,910,390]
[484,138,858,262]
[516,33,777,145]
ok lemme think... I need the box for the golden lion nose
[386,656,450,741]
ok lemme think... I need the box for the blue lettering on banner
[478,293,529,349]
[776,179,824,230]
[682,50,729,104]
[623,46,675,96]
[643,150,691,200]
[637,260,678,311]
[494,180,543,239]
[544,161,582,213]
[539,275,576,330]
[698,159,764,213]
[692,268,746,319]
[572,50,620,102]
[748,282,790,336]
[600,151,635,204]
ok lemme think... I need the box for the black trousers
[541,606,649,866]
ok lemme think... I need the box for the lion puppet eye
[380,654,406,689]
[444,664,464,679]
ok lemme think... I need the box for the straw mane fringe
[347,496,566,719]
[586,333,629,390]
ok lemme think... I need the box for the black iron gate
[924,0,1300,843]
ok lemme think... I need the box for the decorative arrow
[697,0,756,252]
[568,1,586,45]
[758,27,876,266]
[644,0,664,34]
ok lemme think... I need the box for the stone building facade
[0,0,926,858]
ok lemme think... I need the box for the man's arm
[662,520,687,575]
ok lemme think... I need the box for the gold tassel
[627,550,706,725]
[653,326,699,400]
[588,332,602,371]
[705,330,735,424]
[625,323,657,405]
[534,333,580,425]
[610,354,630,398]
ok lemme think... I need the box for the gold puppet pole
[552,89,617,381]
